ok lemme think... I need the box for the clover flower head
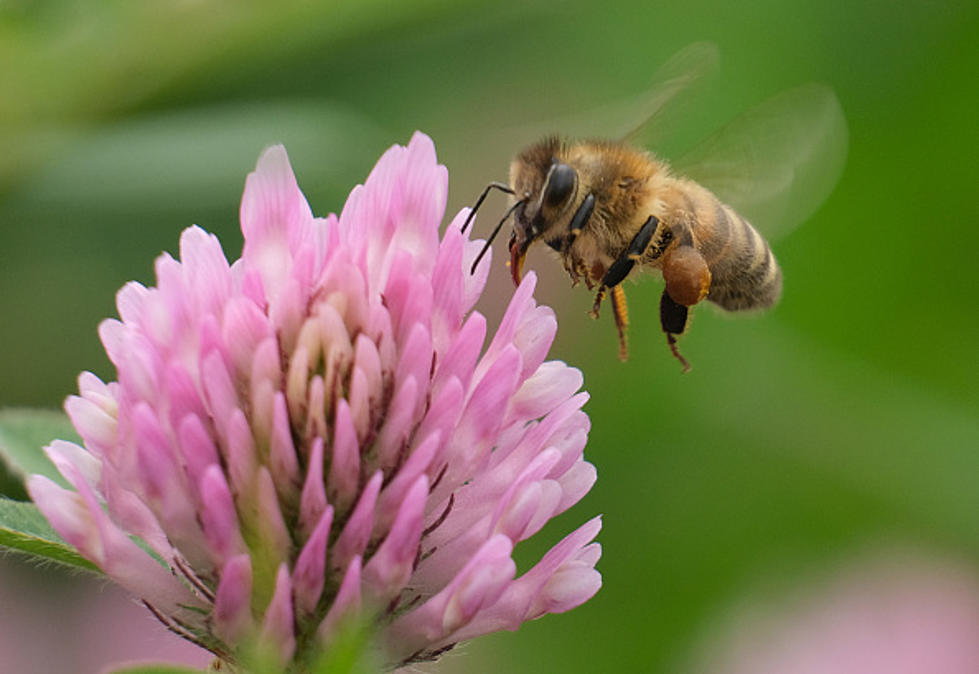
[29,132,601,669]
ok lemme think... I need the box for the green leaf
[0,497,99,572]
[109,665,206,674]
[0,407,79,492]
[17,100,384,215]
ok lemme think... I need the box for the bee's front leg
[563,196,597,288]
[564,254,586,287]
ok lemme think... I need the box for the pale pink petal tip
[28,132,599,669]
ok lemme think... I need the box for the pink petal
[375,250,422,332]
[254,467,291,569]
[556,460,598,514]
[115,281,150,326]
[213,554,254,643]
[327,400,360,515]
[268,392,301,500]
[293,506,334,616]
[331,471,382,573]
[373,376,418,475]
[240,145,314,303]
[163,363,208,447]
[392,321,433,421]
[29,472,203,618]
[478,272,538,376]
[513,304,558,382]
[445,517,602,643]
[260,564,296,664]
[437,345,522,497]
[64,394,116,455]
[175,414,220,492]
[375,431,439,537]
[508,361,584,423]
[249,337,282,444]
[430,225,465,351]
[199,465,246,566]
[413,377,463,477]
[27,475,98,556]
[269,276,306,355]
[529,544,603,615]
[44,440,101,489]
[318,556,362,644]
[456,212,493,312]
[298,437,327,540]
[387,534,516,659]
[363,476,429,605]
[201,350,239,441]
[224,408,258,500]
[352,334,383,409]
[222,296,273,381]
[179,225,232,320]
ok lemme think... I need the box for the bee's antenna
[470,198,525,275]
[460,182,514,234]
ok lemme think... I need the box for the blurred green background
[1,0,978,672]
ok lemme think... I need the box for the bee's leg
[603,215,660,288]
[658,244,709,372]
[660,290,691,372]
[589,215,659,320]
[610,285,630,361]
[567,194,596,243]
[589,285,607,319]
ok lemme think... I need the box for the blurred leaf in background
[1,0,977,672]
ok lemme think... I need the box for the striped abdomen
[693,193,782,312]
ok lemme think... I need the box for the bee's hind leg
[660,290,691,372]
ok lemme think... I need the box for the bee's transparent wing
[673,83,848,240]
[616,41,720,146]
[484,42,720,153]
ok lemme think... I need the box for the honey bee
[461,45,847,370]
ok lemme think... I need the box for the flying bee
[461,44,847,370]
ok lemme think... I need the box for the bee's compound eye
[544,163,576,208]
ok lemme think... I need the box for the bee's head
[508,143,578,284]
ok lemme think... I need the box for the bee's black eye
[543,162,576,208]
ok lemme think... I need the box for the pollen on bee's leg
[663,246,711,307]
[611,285,630,361]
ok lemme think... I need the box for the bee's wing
[673,83,848,240]
[482,42,720,154]
[616,41,720,146]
